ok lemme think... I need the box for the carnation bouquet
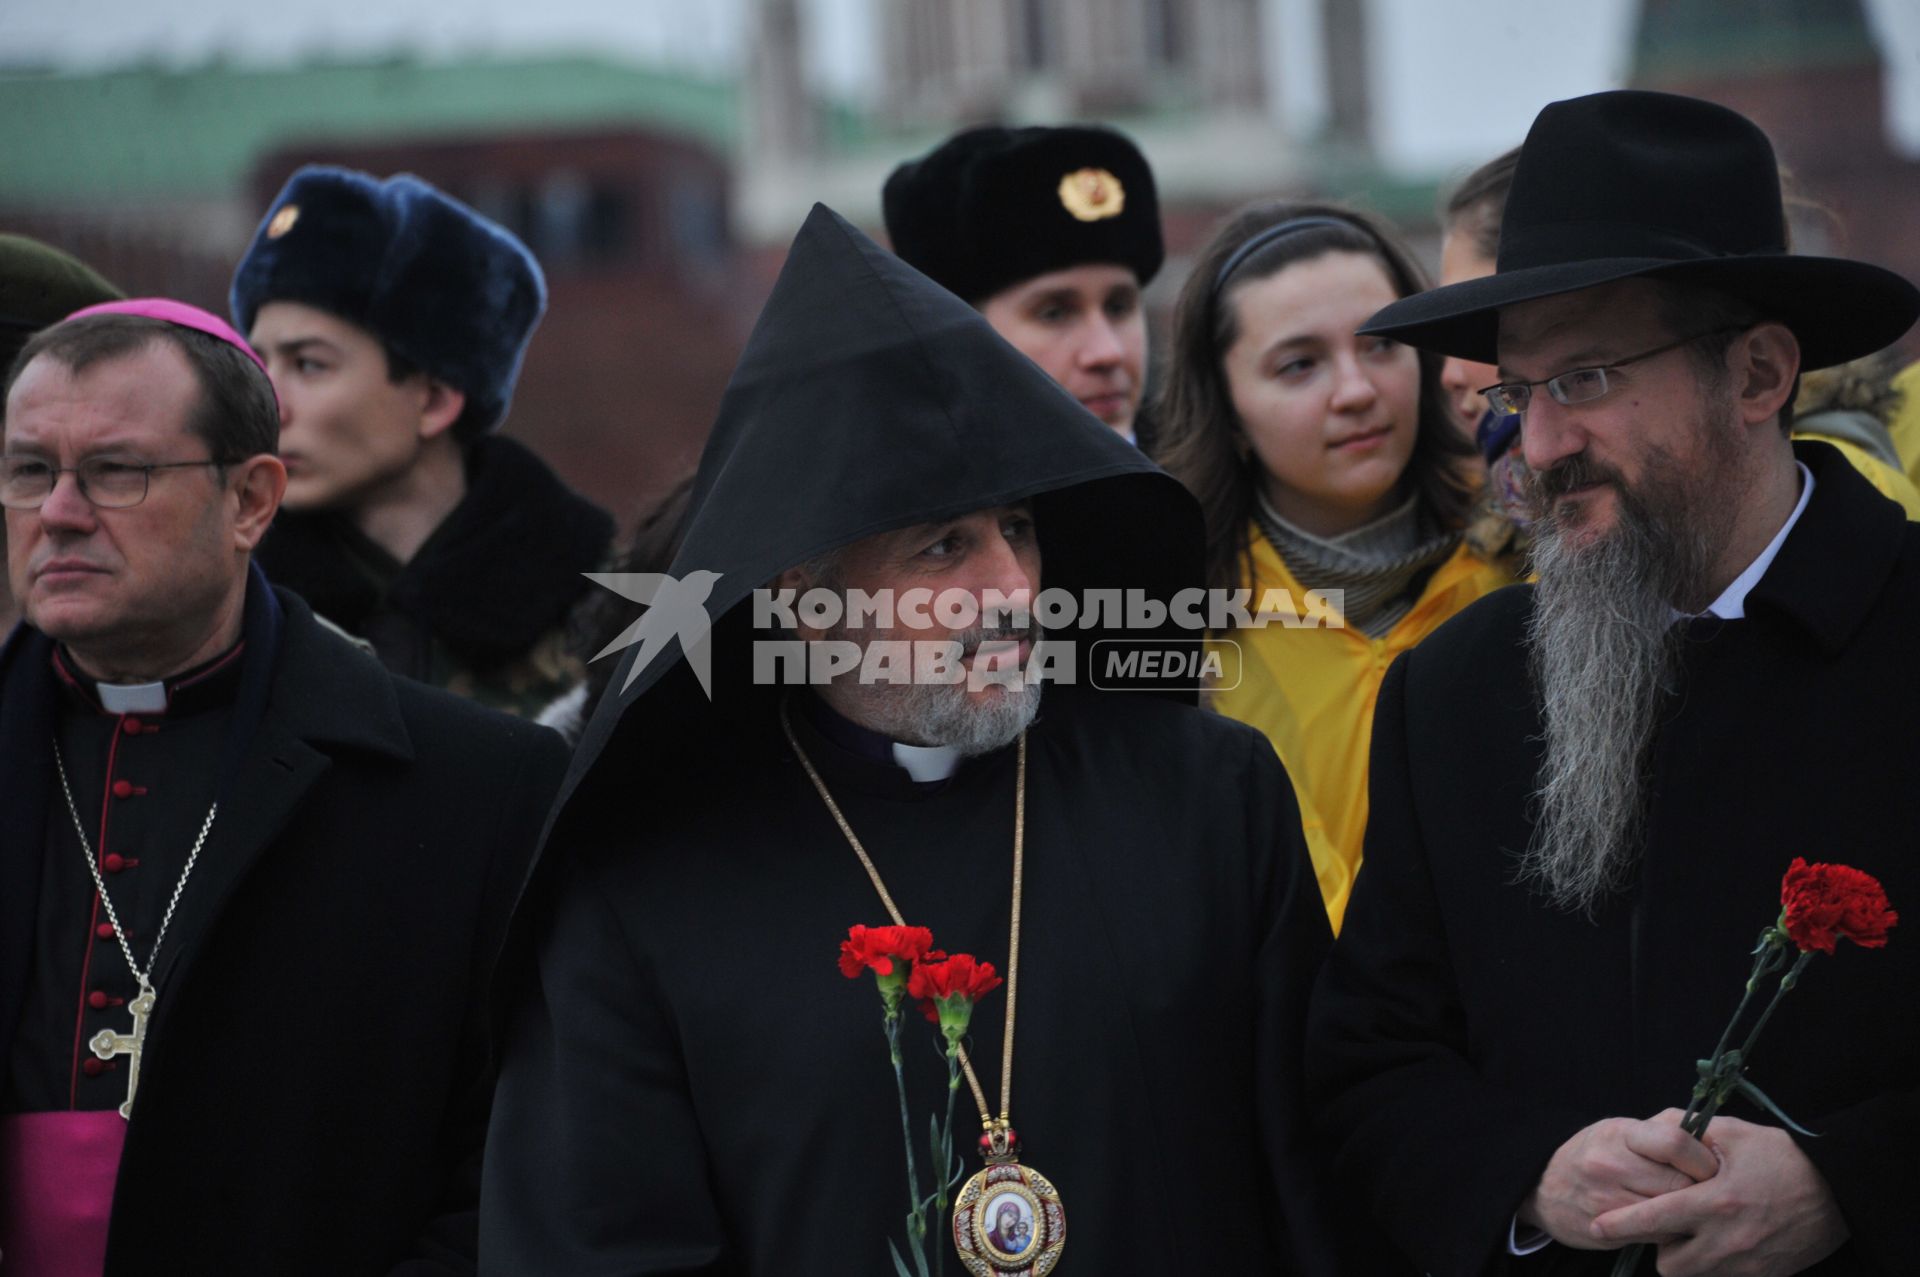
[840,924,1003,1277]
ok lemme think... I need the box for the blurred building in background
[250,124,736,521]
[1631,0,1920,293]
[0,58,745,523]
[2,0,1917,531]
[733,0,1395,286]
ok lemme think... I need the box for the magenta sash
[0,1111,125,1277]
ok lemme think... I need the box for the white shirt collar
[96,680,169,714]
[1700,460,1814,620]
[892,741,962,783]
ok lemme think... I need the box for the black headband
[1210,215,1374,302]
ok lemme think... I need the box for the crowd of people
[2,86,1918,1277]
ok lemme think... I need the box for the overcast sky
[4,0,1917,177]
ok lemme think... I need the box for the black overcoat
[1308,442,1920,1276]
[481,206,1344,1273]
[483,688,1337,1275]
[0,586,569,1274]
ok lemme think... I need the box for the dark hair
[383,344,422,386]
[1150,200,1476,598]
[1649,278,1797,433]
[5,314,280,461]
[1441,146,1520,262]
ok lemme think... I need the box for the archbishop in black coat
[1307,444,1920,1276]
[0,578,568,1274]
[480,206,1341,1275]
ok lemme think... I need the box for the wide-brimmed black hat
[883,124,1163,303]
[1363,90,1919,370]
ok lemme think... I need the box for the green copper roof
[1634,0,1878,82]
[0,57,739,209]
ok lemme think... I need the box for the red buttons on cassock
[95,923,116,940]
[122,718,143,735]
[89,990,109,1010]
[103,853,125,873]
[111,780,134,799]
[82,1058,107,1077]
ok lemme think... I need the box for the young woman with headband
[1153,202,1520,930]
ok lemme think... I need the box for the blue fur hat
[230,165,547,438]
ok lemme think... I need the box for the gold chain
[780,699,1023,1129]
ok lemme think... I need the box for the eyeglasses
[0,456,225,510]
[1478,328,1742,418]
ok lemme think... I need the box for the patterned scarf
[1252,491,1460,638]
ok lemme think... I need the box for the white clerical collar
[1698,461,1814,621]
[892,740,962,783]
[96,680,169,714]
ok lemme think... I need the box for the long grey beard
[1518,478,1724,915]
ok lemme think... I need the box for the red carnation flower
[1780,858,1898,955]
[1612,861,1896,1277]
[909,953,1003,1038]
[837,924,935,980]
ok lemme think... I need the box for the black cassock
[481,205,1342,1274]
[484,688,1332,1275]
[0,575,568,1274]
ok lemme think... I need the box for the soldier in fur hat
[231,166,613,715]
[884,124,1164,445]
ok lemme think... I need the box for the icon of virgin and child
[985,1197,1033,1254]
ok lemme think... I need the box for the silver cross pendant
[89,980,156,1120]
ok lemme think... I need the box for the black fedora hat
[1363,90,1920,370]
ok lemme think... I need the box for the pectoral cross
[89,980,156,1120]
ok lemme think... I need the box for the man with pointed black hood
[480,206,1339,1275]
[1309,91,1920,1277]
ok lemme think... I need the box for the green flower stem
[930,1046,962,1277]
[942,1049,962,1192]
[886,1010,928,1249]
[1679,932,1784,1131]
[1615,940,1813,1277]
[1732,951,1813,1077]
[1682,947,1812,1137]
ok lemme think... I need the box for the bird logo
[583,570,724,698]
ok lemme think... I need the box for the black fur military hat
[230,165,546,438]
[883,124,1163,304]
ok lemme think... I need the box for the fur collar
[257,436,613,666]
